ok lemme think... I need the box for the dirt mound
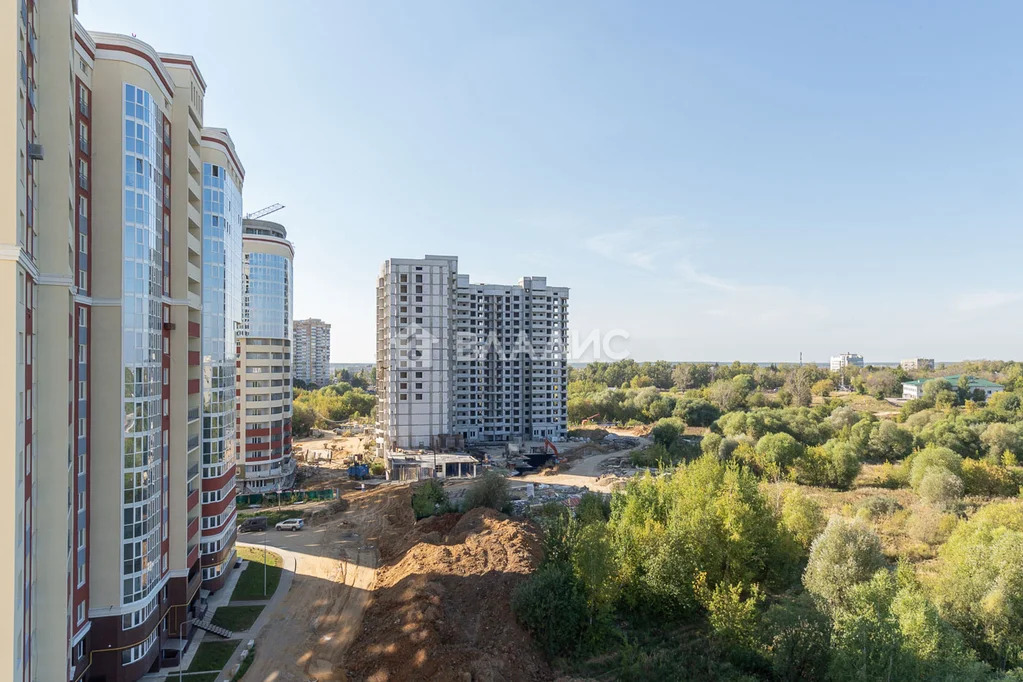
[346,507,552,681]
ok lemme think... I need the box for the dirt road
[240,487,397,681]
[518,436,651,491]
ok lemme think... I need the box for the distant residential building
[375,255,569,450]
[902,375,1003,400]
[294,318,331,386]
[830,353,864,372]
[901,358,935,371]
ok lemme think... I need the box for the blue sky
[80,1,1023,363]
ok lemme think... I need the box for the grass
[231,546,283,602]
[210,605,265,632]
[231,644,256,681]
[186,639,240,675]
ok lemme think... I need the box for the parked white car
[275,518,305,531]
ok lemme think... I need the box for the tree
[760,593,832,681]
[512,563,590,658]
[781,488,825,549]
[673,397,721,427]
[812,378,835,397]
[933,500,1023,668]
[907,445,963,491]
[672,363,712,390]
[462,471,511,513]
[291,402,315,437]
[923,378,953,400]
[650,417,683,449]
[917,467,964,511]
[981,422,1023,462]
[755,432,804,476]
[868,420,914,461]
[803,517,886,610]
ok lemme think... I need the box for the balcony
[187,462,200,480]
[187,406,200,422]
[79,136,88,154]
[78,173,89,191]
[78,99,89,118]
[187,435,199,451]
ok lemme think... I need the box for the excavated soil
[345,504,553,682]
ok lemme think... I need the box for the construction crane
[244,203,284,220]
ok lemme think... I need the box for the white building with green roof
[902,375,1004,400]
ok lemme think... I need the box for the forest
[508,359,1023,680]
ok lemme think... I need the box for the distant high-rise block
[294,318,331,387]
[375,256,569,450]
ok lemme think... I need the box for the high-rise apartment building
[197,130,243,590]
[2,6,245,678]
[376,256,569,450]
[236,219,296,493]
[294,317,331,386]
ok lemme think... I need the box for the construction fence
[236,488,338,507]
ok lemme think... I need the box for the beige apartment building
[294,317,331,386]
[2,4,247,680]
[236,219,295,493]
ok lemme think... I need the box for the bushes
[512,563,591,658]
[462,470,511,513]
[369,459,386,476]
[961,458,1021,497]
[781,489,825,549]
[411,479,449,519]
[933,500,1023,668]
[918,468,964,510]
[803,517,886,610]
[760,593,831,681]
[856,494,902,519]
[907,445,963,490]
[650,417,684,448]
[755,432,804,476]
[791,440,861,489]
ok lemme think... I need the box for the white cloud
[953,291,1023,312]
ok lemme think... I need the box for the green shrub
[781,488,825,549]
[857,494,902,519]
[369,459,386,476]
[760,592,832,681]
[411,479,449,519]
[917,468,964,510]
[803,517,886,610]
[907,446,963,491]
[462,470,511,513]
[960,458,1020,497]
[512,563,590,658]
[575,492,610,526]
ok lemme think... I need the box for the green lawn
[210,605,264,632]
[186,639,240,675]
[231,546,283,601]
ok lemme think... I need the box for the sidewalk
[214,542,298,680]
[141,545,296,682]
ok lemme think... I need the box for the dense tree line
[291,381,375,437]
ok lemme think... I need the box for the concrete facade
[900,358,935,371]
[376,256,569,450]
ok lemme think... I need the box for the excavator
[580,413,601,426]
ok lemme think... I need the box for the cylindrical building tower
[236,219,295,494]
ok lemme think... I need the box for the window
[79,233,88,254]
[78,418,86,438]
[76,602,85,625]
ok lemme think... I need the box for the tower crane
[244,203,285,220]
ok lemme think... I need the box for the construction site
[231,427,650,680]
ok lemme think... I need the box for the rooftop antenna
[245,203,284,220]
